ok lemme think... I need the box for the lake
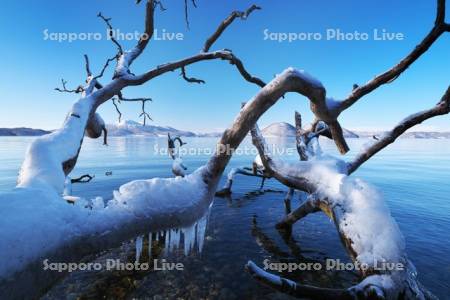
[0,136,449,299]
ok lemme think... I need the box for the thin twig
[71,174,95,183]
[180,66,205,84]
[203,4,261,52]
[97,12,124,55]
[112,98,122,123]
[55,79,84,94]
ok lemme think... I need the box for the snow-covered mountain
[106,120,197,137]
[261,122,359,138]
[0,127,50,136]
[356,131,450,139]
[1,121,449,139]
[261,122,296,137]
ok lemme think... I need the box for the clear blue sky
[0,0,448,132]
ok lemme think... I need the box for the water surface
[0,136,449,298]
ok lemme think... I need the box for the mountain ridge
[1,121,449,139]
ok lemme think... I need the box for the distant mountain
[1,121,449,139]
[106,120,197,137]
[262,122,296,137]
[261,122,359,138]
[356,131,450,139]
[0,127,50,136]
[402,131,450,139]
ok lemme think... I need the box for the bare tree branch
[184,0,190,29]
[97,12,124,55]
[436,0,446,25]
[135,0,157,56]
[180,66,205,84]
[276,194,322,229]
[203,4,261,52]
[246,261,351,299]
[94,55,119,80]
[338,0,449,112]
[215,166,268,197]
[205,66,353,187]
[250,125,317,193]
[112,98,122,122]
[347,86,450,174]
[112,0,157,79]
[139,99,153,125]
[127,50,266,88]
[55,79,84,94]
[84,54,92,77]
[154,0,166,11]
[71,174,94,183]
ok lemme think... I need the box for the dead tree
[242,1,450,297]
[17,0,264,193]
[215,155,268,196]
[216,111,331,197]
[7,1,449,299]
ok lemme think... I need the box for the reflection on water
[43,189,359,300]
[44,210,210,299]
[1,137,450,298]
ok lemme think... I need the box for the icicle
[196,215,207,253]
[63,176,72,196]
[182,223,196,256]
[164,230,170,256]
[148,232,152,259]
[169,229,175,252]
[174,229,181,250]
[135,235,143,263]
[169,229,181,252]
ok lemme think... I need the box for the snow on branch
[3,168,212,297]
[276,193,321,229]
[251,124,317,192]
[294,111,332,160]
[205,67,347,185]
[111,0,157,79]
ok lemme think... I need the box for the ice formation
[0,167,209,279]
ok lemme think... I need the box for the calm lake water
[1,136,449,299]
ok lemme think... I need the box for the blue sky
[0,0,448,132]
